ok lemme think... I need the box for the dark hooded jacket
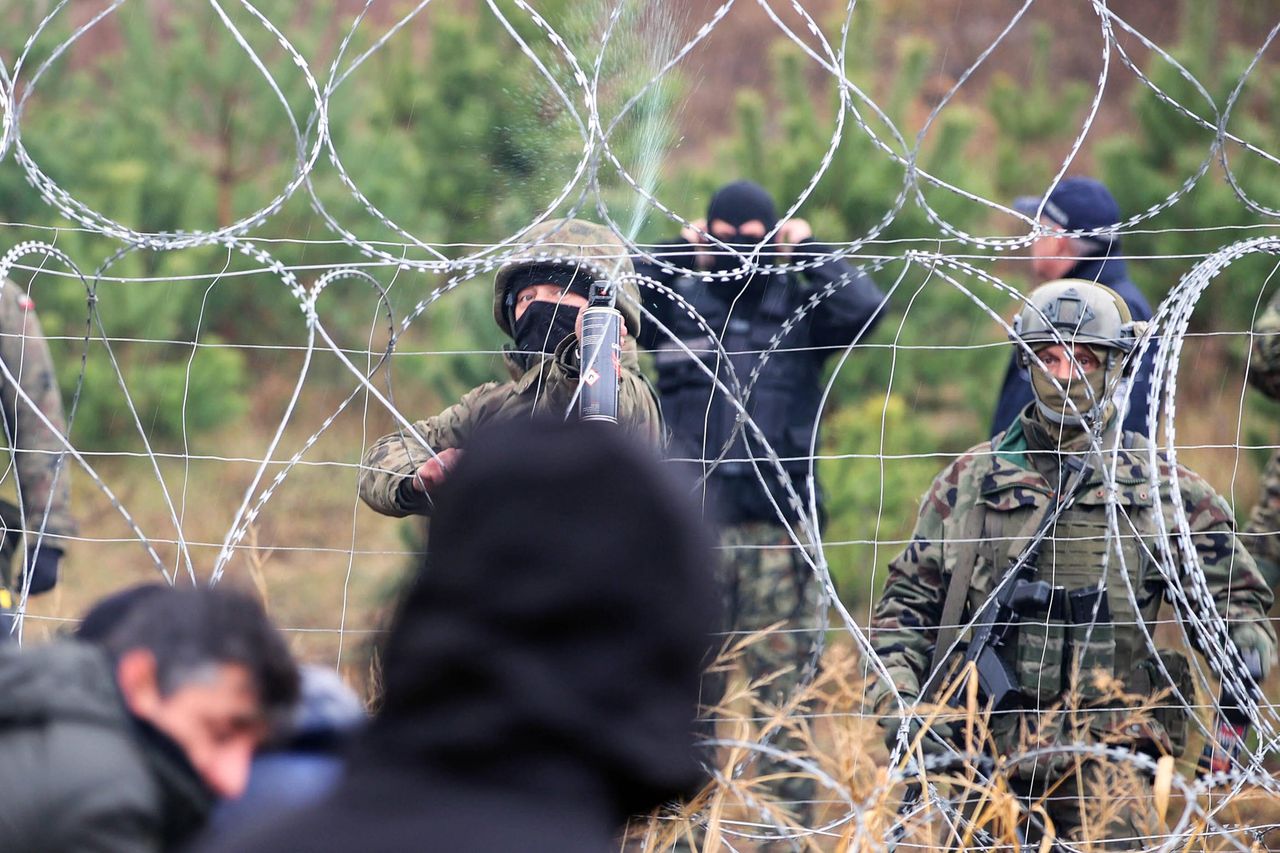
[195,418,720,853]
[0,641,212,853]
[990,254,1155,438]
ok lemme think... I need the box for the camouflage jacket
[0,280,74,542]
[1245,290,1280,587]
[359,335,662,517]
[1248,286,1280,400]
[1245,448,1280,589]
[870,416,1274,755]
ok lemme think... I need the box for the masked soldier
[869,280,1275,847]
[359,219,661,516]
[634,181,886,838]
[0,280,74,604]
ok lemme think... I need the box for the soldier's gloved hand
[1229,621,1276,682]
[23,546,61,595]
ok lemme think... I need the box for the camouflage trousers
[1009,761,1159,850]
[700,520,825,848]
[1245,447,1280,589]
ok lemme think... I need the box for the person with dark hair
[195,417,720,853]
[0,583,298,852]
[73,581,167,643]
[634,180,885,836]
[208,665,366,832]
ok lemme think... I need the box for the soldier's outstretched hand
[413,447,463,495]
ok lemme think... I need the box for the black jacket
[636,239,885,524]
[0,642,212,853]
[193,418,720,853]
[990,255,1155,438]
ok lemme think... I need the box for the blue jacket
[990,255,1155,439]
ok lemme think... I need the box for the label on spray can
[579,305,622,423]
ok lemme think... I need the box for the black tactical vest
[652,274,824,524]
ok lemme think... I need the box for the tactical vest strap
[927,499,986,695]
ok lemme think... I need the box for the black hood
[357,417,720,822]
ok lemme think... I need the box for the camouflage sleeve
[1173,463,1277,647]
[867,463,957,708]
[0,283,75,541]
[1244,448,1280,589]
[1248,289,1280,400]
[616,368,662,447]
[357,382,503,517]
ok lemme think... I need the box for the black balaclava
[358,418,720,823]
[705,180,778,275]
[506,264,591,364]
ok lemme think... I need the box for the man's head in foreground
[87,584,299,799]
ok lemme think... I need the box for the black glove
[23,546,61,595]
[877,703,960,756]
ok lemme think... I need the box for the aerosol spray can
[579,280,622,423]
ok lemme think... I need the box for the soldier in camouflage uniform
[0,279,74,602]
[870,280,1276,847]
[1244,287,1280,590]
[359,219,661,516]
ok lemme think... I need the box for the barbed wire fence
[0,0,1278,849]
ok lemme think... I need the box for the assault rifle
[578,279,622,423]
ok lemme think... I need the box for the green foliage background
[0,0,1276,604]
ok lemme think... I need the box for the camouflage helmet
[1011,279,1142,364]
[492,219,640,339]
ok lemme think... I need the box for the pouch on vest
[1131,650,1194,758]
[1015,586,1069,706]
[1068,586,1116,702]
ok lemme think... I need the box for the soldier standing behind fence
[1244,286,1280,591]
[635,181,886,840]
[0,278,75,608]
[870,279,1275,847]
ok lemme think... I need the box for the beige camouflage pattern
[1246,290,1280,587]
[868,420,1274,768]
[492,219,642,339]
[0,280,74,543]
[359,335,661,517]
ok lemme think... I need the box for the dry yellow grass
[626,634,1280,852]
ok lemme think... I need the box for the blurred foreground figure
[198,418,719,853]
[0,278,77,617]
[996,177,1155,438]
[358,219,661,518]
[635,181,885,839]
[871,280,1275,847]
[0,584,297,852]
